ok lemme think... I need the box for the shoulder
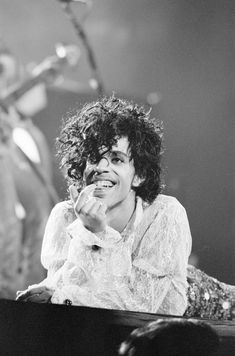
[51,200,73,213]
[133,195,192,272]
[143,194,186,217]
[41,200,75,267]
[155,194,183,207]
[42,200,75,250]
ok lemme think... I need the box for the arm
[40,202,73,288]
[127,198,192,314]
[16,201,73,301]
[17,184,108,302]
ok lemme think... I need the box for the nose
[95,156,109,172]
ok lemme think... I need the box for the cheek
[120,170,136,190]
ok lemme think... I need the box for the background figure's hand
[69,184,107,233]
[16,286,53,303]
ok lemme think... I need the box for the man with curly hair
[17,96,192,315]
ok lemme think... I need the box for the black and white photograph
[0,1,234,355]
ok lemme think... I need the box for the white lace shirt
[36,194,192,315]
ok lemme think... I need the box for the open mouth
[94,180,115,189]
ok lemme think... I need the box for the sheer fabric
[35,194,192,315]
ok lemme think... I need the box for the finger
[86,200,102,216]
[24,294,46,303]
[16,289,35,301]
[24,289,53,303]
[75,185,96,212]
[98,202,107,215]
[80,197,98,216]
[82,183,96,196]
[16,290,33,301]
[16,286,46,301]
[74,193,88,213]
[84,200,106,218]
[69,184,79,203]
[25,290,52,303]
[16,292,29,301]
[16,290,24,296]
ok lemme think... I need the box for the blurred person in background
[0,41,55,298]
[0,107,23,298]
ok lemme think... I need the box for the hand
[69,184,107,233]
[16,286,53,303]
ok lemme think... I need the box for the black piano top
[0,299,234,355]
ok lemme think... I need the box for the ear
[132,175,144,188]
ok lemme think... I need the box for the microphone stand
[59,1,105,96]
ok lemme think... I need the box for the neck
[106,190,136,233]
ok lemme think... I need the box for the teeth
[95,180,114,188]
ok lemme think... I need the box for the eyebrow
[110,150,129,158]
[99,149,130,160]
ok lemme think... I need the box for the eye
[111,157,123,164]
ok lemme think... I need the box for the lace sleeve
[128,198,192,314]
[33,202,73,289]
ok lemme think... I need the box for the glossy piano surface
[0,299,234,355]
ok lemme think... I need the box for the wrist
[95,227,107,238]
[87,223,107,234]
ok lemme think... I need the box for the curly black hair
[119,318,219,356]
[57,95,164,204]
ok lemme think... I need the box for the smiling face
[83,137,141,213]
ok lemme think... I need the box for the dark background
[0,0,234,283]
